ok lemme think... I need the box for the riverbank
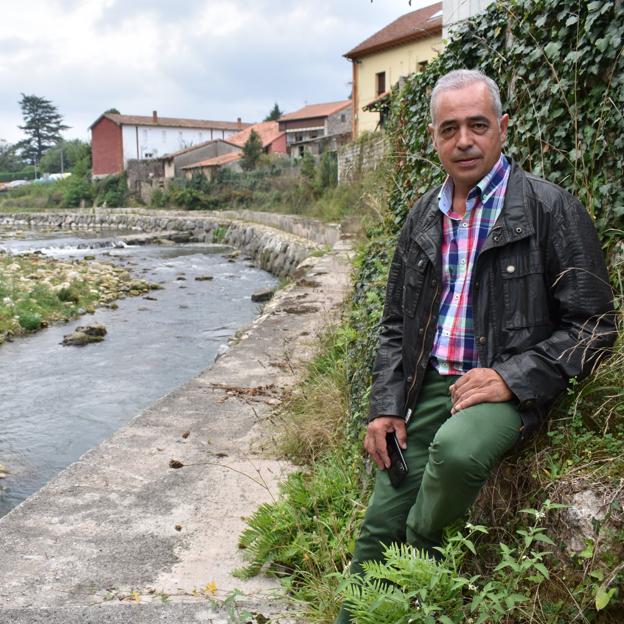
[0,228,353,623]
[0,250,156,343]
[0,209,339,345]
[0,208,341,276]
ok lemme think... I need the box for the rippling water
[0,228,276,517]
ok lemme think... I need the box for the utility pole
[60,148,64,175]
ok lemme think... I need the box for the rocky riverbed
[0,250,156,344]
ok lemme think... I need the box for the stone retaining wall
[0,212,321,278]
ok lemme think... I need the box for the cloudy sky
[0,0,433,144]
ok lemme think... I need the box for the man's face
[428,81,509,193]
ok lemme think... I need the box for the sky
[0,0,434,145]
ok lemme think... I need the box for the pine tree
[264,103,283,122]
[240,130,263,171]
[17,94,69,165]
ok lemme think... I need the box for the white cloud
[0,0,435,143]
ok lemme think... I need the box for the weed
[277,325,352,464]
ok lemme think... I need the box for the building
[180,121,286,179]
[344,3,443,137]
[277,101,352,158]
[90,111,251,178]
[443,0,494,38]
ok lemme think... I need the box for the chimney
[152,110,158,123]
[237,117,242,129]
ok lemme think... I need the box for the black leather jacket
[370,161,616,439]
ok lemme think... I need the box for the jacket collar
[410,158,534,261]
[481,158,534,252]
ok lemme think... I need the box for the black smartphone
[386,431,408,488]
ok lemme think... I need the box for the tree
[17,94,69,166]
[264,103,283,122]
[240,130,263,171]
[0,139,23,172]
[39,139,91,174]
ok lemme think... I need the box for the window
[376,71,386,96]
[418,61,429,72]
[340,113,347,123]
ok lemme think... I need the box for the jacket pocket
[500,251,550,329]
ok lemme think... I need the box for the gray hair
[430,69,502,123]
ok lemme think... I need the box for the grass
[0,252,154,343]
[0,181,66,212]
[277,325,352,464]
[237,324,370,622]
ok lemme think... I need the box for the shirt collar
[438,154,510,216]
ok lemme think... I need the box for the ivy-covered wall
[347,0,623,423]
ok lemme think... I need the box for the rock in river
[251,287,276,303]
[62,324,107,347]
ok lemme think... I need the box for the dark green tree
[0,139,23,172]
[39,139,91,174]
[17,94,69,165]
[240,129,263,171]
[264,103,283,121]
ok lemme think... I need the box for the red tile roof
[90,113,251,131]
[344,2,442,59]
[227,121,285,148]
[279,100,351,122]
[182,151,242,170]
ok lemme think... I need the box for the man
[336,69,615,623]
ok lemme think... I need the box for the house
[90,111,252,178]
[344,3,443,138]
[443,0,494,37]
[277,101,352,158]
[180,121,286,179]
[160,139,242,180]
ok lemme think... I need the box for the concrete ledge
[0,237,353,623]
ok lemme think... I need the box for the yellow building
[344,3,443,138]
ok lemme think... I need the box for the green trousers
[336,367,522,624]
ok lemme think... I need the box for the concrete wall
[353,35,442,136]
[443,0,494,36]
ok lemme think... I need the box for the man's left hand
[449,368,513,414]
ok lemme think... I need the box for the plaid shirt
[430,154,511,375]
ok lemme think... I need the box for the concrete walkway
[0,238,353,623]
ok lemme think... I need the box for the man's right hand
[364,416,407,470]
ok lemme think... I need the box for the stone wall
[220,209,340,247]
[337,133,387,182]
[0,211,323,278]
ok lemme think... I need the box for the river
[0,227,277,517]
